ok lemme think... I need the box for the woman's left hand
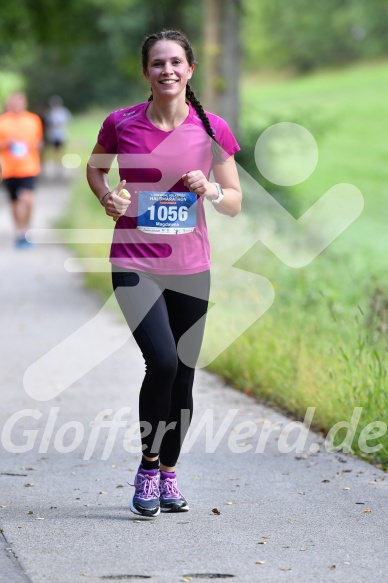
[182,170,218,199]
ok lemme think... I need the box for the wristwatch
[211,182,224,204]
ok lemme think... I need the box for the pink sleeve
[97,111,118,153]
[214,116,241,160]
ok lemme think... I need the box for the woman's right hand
[103,180,131,219]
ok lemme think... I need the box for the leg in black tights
[112,267,210,467]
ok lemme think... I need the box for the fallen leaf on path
[279,567,291,571]
[322,479,330,483]
[116,484,124,488]
[329,565,336,569]
[211,508,221,515]
[342,487,350,490]
[300,548,307,551]
[99,491,107,495]
[24,483,35,487]
[27,511,33,515]
[35,517,44,520]
[363,509,372,513]
[257,541,267,545]
[255,561,265,564]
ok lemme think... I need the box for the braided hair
[142,30,224,164]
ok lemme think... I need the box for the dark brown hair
[142,30,224,164]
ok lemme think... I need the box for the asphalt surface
[0,171,387,583]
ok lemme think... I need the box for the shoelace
[129,473,160,500]
[160,477,182,499]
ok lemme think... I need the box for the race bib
[10,141,28,158]
[137,191,197,235]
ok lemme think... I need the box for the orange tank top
[0,111,43,178]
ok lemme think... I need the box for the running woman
[87,30,242,517]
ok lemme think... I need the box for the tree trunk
[203,0,241,138]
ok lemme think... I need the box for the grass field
[64,61,388,467]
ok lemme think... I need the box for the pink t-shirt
[97,101,240,275]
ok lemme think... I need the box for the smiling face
[143,40,195,100]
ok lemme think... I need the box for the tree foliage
[1,0,388,112]
[0,0,201,111]
[243,0,388,72]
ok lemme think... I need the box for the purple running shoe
[129,467,160,517]
[159,471,189,513]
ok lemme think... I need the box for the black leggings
[112,266,210,467]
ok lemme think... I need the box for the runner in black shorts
[0,92,43,248]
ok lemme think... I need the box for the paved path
[0,176,387,583]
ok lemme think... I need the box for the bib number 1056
[137,191,197,234]
[148,205,188,222]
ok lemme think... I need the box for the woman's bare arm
[87,143,130,218]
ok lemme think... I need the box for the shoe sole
[160,503,189,513]
[129,500,160,517]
